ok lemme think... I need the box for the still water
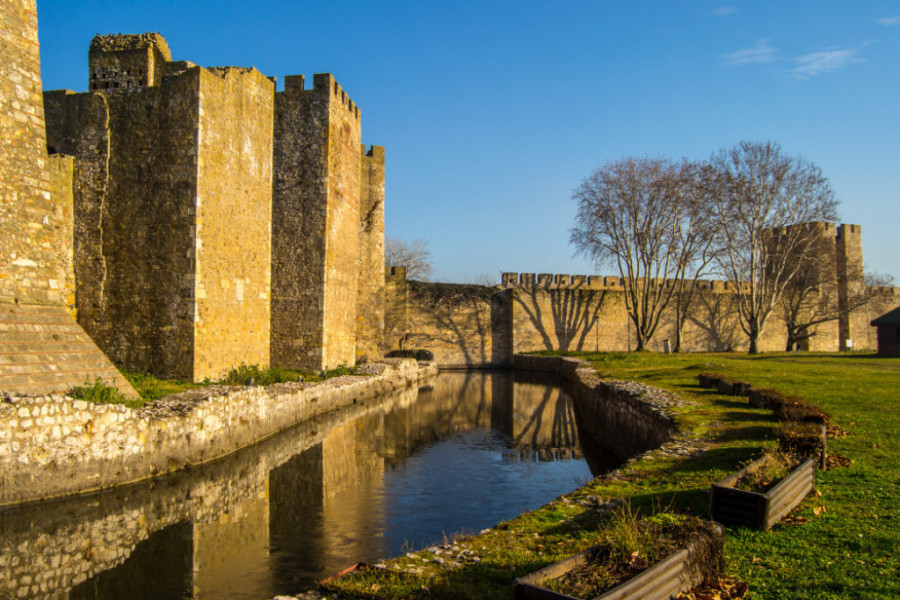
[0,371,620,600]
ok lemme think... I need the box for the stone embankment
[511,355,686,459]
[0,359,437,507]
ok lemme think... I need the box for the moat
[0,371,621,600]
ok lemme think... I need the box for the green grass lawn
[324,352,900,600]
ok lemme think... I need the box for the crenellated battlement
[281,73,361,120]
[500,272,755,292]
[365,145,385,160]
[385,266,407,281]
[836,223,861,240]
[502,272,624,290]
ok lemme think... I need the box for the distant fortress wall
[391,223,898,366]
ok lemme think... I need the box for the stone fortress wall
[0,0,137,397]
[42,33,387,381]
[393,222,899,366]
[3,3,896,395]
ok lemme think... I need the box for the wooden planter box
[512,525,724,600]
[698,374,751,396]
[710,458,816,530]
[697,373,720,389]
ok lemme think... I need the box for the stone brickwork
[357,145,386,362]
[0,381,422,599]
[384,266,408,352]
[0,1,135,398]
[272,74,364,371]
[194,67,273,380]
[88,33,172,91]
[0,0,63,306]
[0,304,136,396]
[405,281,511,366]
[400,224,887,366]
[46,154,76,315]
[836,223,866,350]
[44,38,274,381]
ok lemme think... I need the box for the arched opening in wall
[47,146,58,155]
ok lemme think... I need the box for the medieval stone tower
[0,0,135,396]
[41,33,387,380]
[44,34,274,381]
[272,75,385,371]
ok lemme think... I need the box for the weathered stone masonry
[272,74,371,372]
[390,224,899,366]
[44,35,274,382]
[0,0,136,397]
[43,34,388,380]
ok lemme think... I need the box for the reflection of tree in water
[511,383,579,451]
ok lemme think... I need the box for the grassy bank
[69,364,358,407]
[324,352,899,600]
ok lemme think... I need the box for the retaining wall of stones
[511,354,679,460]
[0,358,437,507]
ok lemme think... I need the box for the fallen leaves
[677,576,749,599]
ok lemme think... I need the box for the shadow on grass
[713,424,773,443]
[667,446,763,475]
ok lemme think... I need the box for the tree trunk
[748,332,759,354]
[674,318,684,353]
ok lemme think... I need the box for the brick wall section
[402,261,887,365]
[509,287,629,354]
[45,71,201,379]
[45,49,276,381]
[43,89,111,334]
[272,75,330,369]
[836,224,866,350]
[47,154,76,316]
[272,74,362,370]
[0,304,136,396]
[357,145,386,362]
[322,77,362,368]
[194,67,274,380]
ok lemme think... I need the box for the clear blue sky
[36,1,899,284]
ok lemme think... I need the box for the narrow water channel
[0,371,621,600]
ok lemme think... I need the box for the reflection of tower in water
[2,373,618,599]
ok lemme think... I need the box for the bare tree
[385,236,434,281]
[780,267,894,351]
[571,157,711,351]
[710,141,839,354]
[669,161,721,352]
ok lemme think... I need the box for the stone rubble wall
[0,384,421,600]
[0,358,437,507]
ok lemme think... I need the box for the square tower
[272,74,363,370]
[44,36,274,381]
[88,33,172,91]
[835,224,865,350]
[358,145,386,361]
